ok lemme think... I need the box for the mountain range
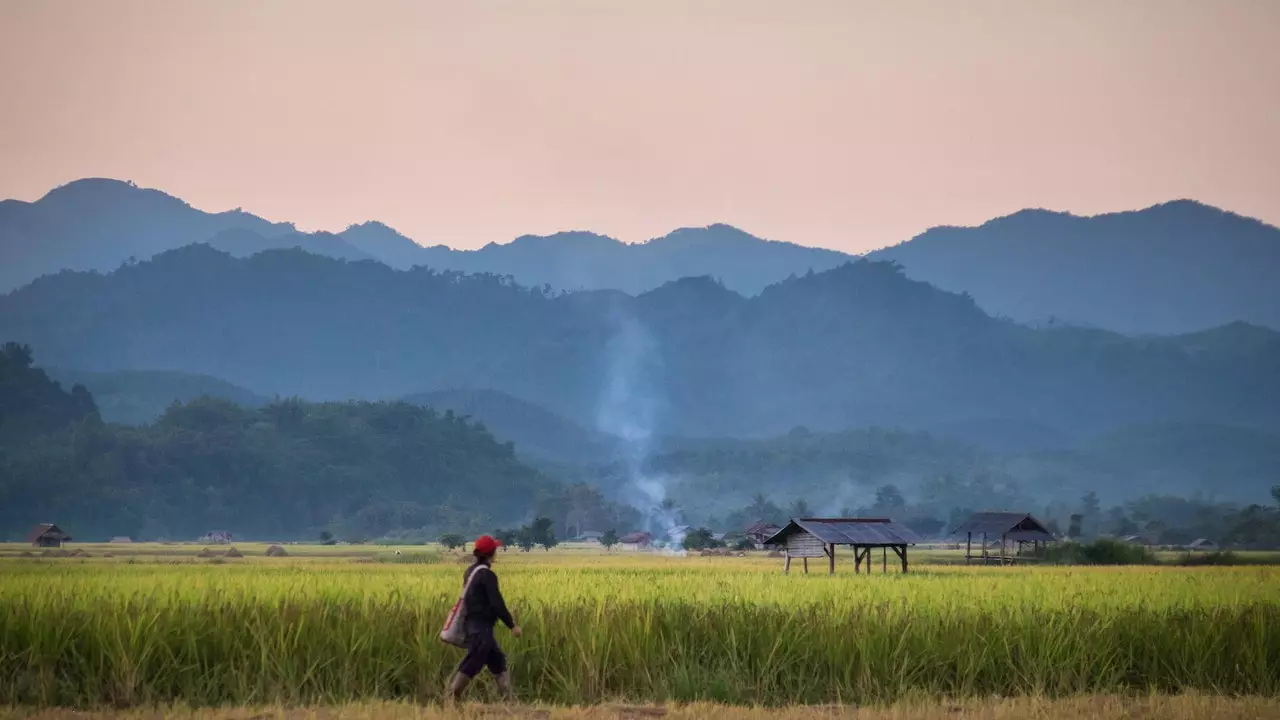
[3,244,1277,445]
[2,179,1276,334]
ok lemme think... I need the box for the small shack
[764,517,921,574]
[109,536,133,544]
[1188,538,1218,551]
[618,531,653,550]
[27,523,71,548]
[951,512,1054,565]
[744,521,782,549]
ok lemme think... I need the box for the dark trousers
[457,622,507,678]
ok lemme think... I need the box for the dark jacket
[463,560,515,630]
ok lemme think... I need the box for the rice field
[0,544,1277,710]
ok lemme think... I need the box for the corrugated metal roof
[764,518,920,547]
[950,512,1052,539]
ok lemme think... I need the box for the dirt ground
[4,694,1279,720]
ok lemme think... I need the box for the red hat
[474,535,502,554]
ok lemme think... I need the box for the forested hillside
[0,344,637,542]
[3,245,1277,441]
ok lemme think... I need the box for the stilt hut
[27,523,71,548]
[763,517,921,574]
[950,512,1054,565]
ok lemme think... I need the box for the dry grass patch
[3,695,1279,719]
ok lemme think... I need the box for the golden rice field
[0,543,1277,712]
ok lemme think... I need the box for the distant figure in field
[447,534,521,703]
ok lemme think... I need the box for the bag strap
[460,564,489,598]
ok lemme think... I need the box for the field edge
[3,693,1280,720]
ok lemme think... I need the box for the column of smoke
[595,312,686,555]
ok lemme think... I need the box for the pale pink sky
[1,0,1277,252]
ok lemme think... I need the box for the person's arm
[483,571,516,629]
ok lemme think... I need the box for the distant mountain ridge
[868,200,1280,334]
[45,368,269,425]
[3,245,1277,442]
[2,179,1277,334]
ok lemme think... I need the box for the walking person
[446,534,522,704]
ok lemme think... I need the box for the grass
[0,545,1277,709]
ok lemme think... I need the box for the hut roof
[764,518,921,547]
[26,523,70,543]
[618,531,653,544]
[950,512,1053,540]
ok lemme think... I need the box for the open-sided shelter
[764,517,921,574]
[951,512,1054,565]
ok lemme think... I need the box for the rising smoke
[595,307,686,552]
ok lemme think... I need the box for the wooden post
[828,544,835,575]
[965,532,972,564]
[854,546,860,574]
[982,532,988,561]
[784,552,791,574]
[891,545,908,573]
[882,546,887,573]
[803,557,808,574]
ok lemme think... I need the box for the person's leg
[488,639,513,701]
[448,630,487,704]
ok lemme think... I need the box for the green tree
[1067,513,1084,540]
[601,529,619,551]
[683,527,720,550]
[439,533,465,551]
[531,516,557,551]
[515,526,536,552]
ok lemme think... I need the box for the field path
[3,695,1278,720]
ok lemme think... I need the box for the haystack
[266,544,288,557]
[223,547,244,558]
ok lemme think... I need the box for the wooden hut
[27,523,71,548]
[950,512,1054,565]
[618,531,653,550]
[744,521,782,549]
[763,517,921,574]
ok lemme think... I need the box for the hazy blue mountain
[44,367,269,425]
[405,224,853,295]
[867,201,1280,334]
[0,178,296,293]
[1,180,853,296]
[7,181,1278,336]
[340,221,434,270]
[3,246,1277,444]
[206,228,374,263]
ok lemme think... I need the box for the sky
[1,0,1277,253]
